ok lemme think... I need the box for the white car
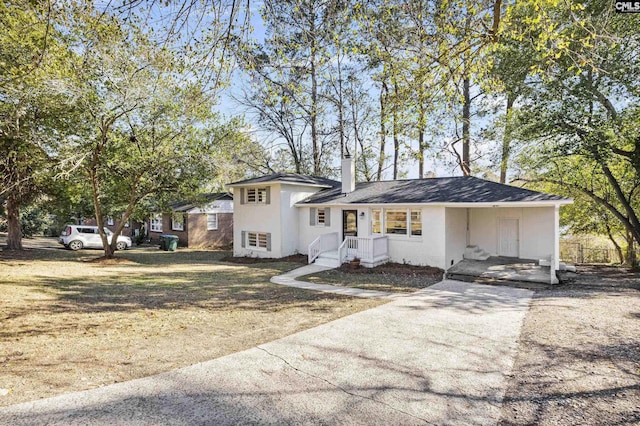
[59,225,132,251]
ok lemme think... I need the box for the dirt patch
[221,254,308,265]
[0,249,384,406]
[299,262,444,293]
[499,269,640,425]
[558,264,640,290]
[85,257,136,265]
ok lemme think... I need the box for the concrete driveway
[0,280,532,425]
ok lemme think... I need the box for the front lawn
[0,248,384,406]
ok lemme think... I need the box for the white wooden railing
[338,235,388,264]
[308,232,339,264]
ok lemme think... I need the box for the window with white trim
[371,209,382,234]
[316,209,326,225]
[247,232,268,249]
[207,214,218,230]
[373,208,422,237]
[410,209,422,236]
[385,209,407,235]
[106,216,114,226]
[150,214,163,232]
[246,187,267,204]
[171,213,184,231]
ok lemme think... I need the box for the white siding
[469,207,555,260]
[297,207,342,254]
[298,206,448,269]
[376,206,447,269]
[445,208,467,269]
[280,184,320,257]
[233,184,282,258]
[521,207,555,260]
[233,183,326,258]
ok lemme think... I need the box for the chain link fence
[561,241,639,264]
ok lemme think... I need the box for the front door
[499,218,519,257]
[342,210,358,240]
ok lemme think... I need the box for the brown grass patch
[0,248,384,406]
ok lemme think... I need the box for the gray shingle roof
[298,176,569,205]
[170,192,232,212]
[228,173,340,188]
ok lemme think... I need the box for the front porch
[447,256,557,286]
[308,232,389,268]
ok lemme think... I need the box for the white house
[227,157,572,283]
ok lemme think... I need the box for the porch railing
[308,232,339,264]
[338,235,388,264]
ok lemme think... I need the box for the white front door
[499,218,519,257]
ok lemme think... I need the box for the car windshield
[103,228,113,236]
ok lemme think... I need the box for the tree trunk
[376,80,388,181]
[337,52,345,158]
[418,103,426,178]
[6,194,23,250]
[500,93,516,184]
[625,231,638,269]
[604,221,624,264]
[310,21,320,175]
[461,75,471,176]
[392,82,400,180]
[90,167,114,259]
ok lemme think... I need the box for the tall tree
[64,6,243,258]
[239,0,344,176]
[509,0,640,265]
[0,1,77,249]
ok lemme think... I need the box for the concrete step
[318,250,339,260]
[314,257,341,268]
[463,245,490,261]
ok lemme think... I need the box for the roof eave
[296,200,573,208]
[227,180,335,189]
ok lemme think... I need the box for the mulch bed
[338,262,444,278]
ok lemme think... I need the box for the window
[410,210,422,236]
[150,214,163,233]
[106,216,114,226]
[247,232,268,249]
[371,209,382,234]
[79,227,96,234]
[385,209,407,235]
[316,209,326,225]
[172,213,184,231]
[207,214,218,230]
[246,187,268,204]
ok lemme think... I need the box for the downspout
[466,208,470,246]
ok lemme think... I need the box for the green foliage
[507,0,640,253]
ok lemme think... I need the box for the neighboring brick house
[147,193,233,248]
[83,217,134,237]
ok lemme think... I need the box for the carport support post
[551,204,560,284]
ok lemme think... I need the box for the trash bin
[166,235,179,252]
[159,234,170,251]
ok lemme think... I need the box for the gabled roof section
[227,173,340,188]
[298,176,570,205]
[170,192,232,212]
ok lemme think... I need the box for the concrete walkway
[0,280,532,425]
[270,264,400,299]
